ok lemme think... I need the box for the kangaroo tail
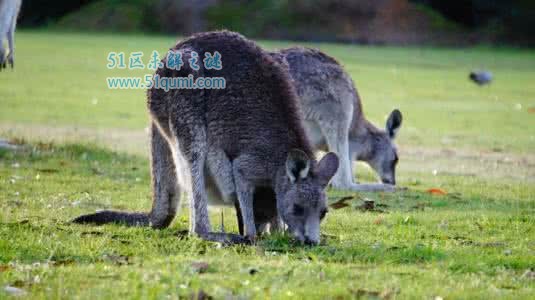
[71,211,150,227]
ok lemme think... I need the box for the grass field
[1,31,534,299]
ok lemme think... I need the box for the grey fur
[0,0,21,70]
[73,31,338,246]
[275,47,403,191]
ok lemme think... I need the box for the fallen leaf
[427,188,447,195]
[329,196,354,209]
[528,107,535,113]
[0,265,11,272]
[357,199,387,213]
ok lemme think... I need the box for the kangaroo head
[276,149,338,245]
[366,109,402,185]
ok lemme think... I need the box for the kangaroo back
[149,31,313,163]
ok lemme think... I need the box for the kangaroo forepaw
[191,222,211,237]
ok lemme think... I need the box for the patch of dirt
[2,122,533,182]
[0,123,148,156]
[398,145,535,182]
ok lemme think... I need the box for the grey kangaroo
[73,31,339,246]
[0,0,22,69]
[273,47,403,192]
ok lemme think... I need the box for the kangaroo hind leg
[148,122,182,228]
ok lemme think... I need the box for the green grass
[1,31,534,299]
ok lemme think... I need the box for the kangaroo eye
[320,208,328,220]
[293,204,304,216]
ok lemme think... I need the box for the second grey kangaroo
[275,47,403,192]
[73,31,339,246]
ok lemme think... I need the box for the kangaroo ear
[316,152,339,187]
[286,149,311,183]
[386,109,402,139]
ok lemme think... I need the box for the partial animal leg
[169,123,211,235]
[148,122,181,228]
[207,148,236,203]
[7,15,15,68]
[232,156,257,240]
[321,122,354,189]
[189,146,211,234]
[0,36,5,70]
[235,200,244,235]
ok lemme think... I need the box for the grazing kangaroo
[0,0,22,69]
[73,31,339,245]
[273,47,403,191]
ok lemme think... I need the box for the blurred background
[17,0,535,46]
